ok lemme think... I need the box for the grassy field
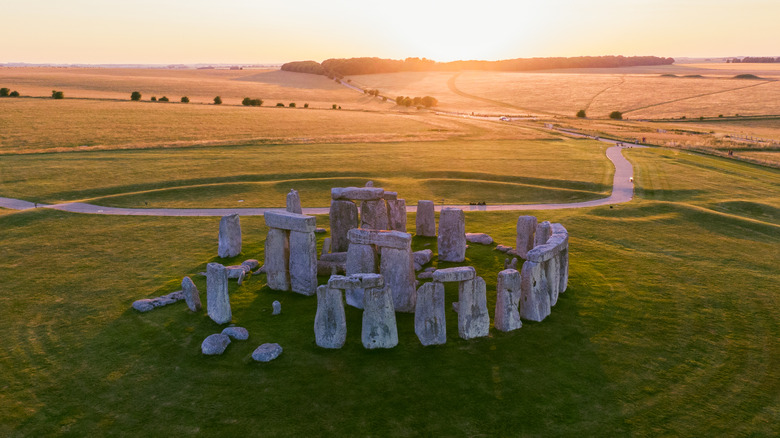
[0,146,778,436]
[0,139,611,207]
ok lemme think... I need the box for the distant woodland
[727,57,780,63]
[282,55,675,77]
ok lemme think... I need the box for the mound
[683,74,704,78]
[733,74,763,80]
[659,74,678,78]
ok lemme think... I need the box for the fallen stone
[347,228,411,250]
[331,186,384,201]
[181,276,202,312]
[329,200,358,252]
[317,260,345,276]
[252,343,283,362]
[286,189,302,214]
[380,246,416,313]
[438,208,466,262]
[132,299,155,312]
[414,282,446,346]
[314,285,347,349]
[519,260,551,322]
[424,267,436,272]
[264,210,316,233]
[415,200,436,237]
[495,269,522,332]
[417,271,434,280]
[495,244,512,253]
[320,252,347,263]
[315,227,327,234]
[207,263,231,324]
[414,262,423,271]
[201,333,231,355]
[218,213,242,258]
[272,300,281,315]
[289,230,317,296]
[534,221,552,247]
[361,199,389,230]
[241,259,260,270]
[516,216,537,259]
[458,277,490,340]
[387,199,407,232]
[413,249,433,266]
[264,228,290,291]
[465,233,493,245]
[432,266,476,282]
[221,326,249,340]
[362,286,398,349]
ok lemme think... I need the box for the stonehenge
[515,216,537,259]
[415,200,436,237]
[430,266,490,340]
[361,284,398,349]
[494,269,522,332]
[218,213,242,258]
[329,185,409,252]
[518,217,569,322]
[286,189,302,214]
[263,210,318,296]
[207,262,231,324]
[181,276,202,312]
[414,281,446,346]
[438,208,466,262]
[313,285,347,349]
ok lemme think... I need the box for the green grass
[0,145,778,436]
[0,139,612,207]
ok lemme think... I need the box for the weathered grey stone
[495,269,522,332]
[132,299,154,312]
[272,300,281,315]
[559,245,569,293]
[414,262,423,272]
[330,200,358,253]
[252,343,282,362]
[221,326,249,340]
[206,263,231,324]
[328,273,384,290]
[515,216,537,259]
[361,199,389,230]
[365,181,374,187]
[314,285,346,349]
[544,255,561,306]
[289,230,317,296]
[452,301,459,313]
[264,228,290,291]
[417,271,434,280]
[413,249,433,266]
[415,200,436,237]
[320,252,347,263]
[362,286,398,349]
[380,246,416,313]
[181,276,202,312]
[345,243,377,275]
[315,227,327,234]
[382,191,398,200]
[286,189,302,214]
[331,186,384,201]
[495,244,512,253]
[414,282,446,346]
[438,208,466,262]
[201,333,231,355]
[387,199,407,232]
[506,257,519,270]
[432,266,476,282]
[218,213,242,258]
[458,277,490,340]
[321,237,332,257]
[226,265,249,278]
[465,233,493,245]
[317,260,345,276]
[347,228,411,250]
[534,221,552,247]
[519,260,551,322]
[264,210,316,233]
[241,259,260,271]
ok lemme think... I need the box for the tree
[242,97,262,106]
[51,90,64,99]
[421,96,438,107]
[332,104,337,109]
[0,88,9,97]
[395,96,404,105]
[576,109,586,118]
[159,96,169,102]
[9,91,19,97]
[130,91,142,101]
[303,103,309,108]
[609,111,622,120]
[276,103,285,107]
[289,102,296,108]
[151,96,157,102]
[181,96,189,103]
[213,96,222,105]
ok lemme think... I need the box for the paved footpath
[0,140,644,217]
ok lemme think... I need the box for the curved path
[0,137,643,216]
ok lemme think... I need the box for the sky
[2,0,778,64]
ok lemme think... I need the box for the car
[499,116,510,121]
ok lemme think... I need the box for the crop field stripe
[622,80,776,114]
[584,75,626,112]
[446,73,556,116]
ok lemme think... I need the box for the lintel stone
[264,210,316,233]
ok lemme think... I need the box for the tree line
[727,57,780,63]
[282,55,675,76]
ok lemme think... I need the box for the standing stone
[361,199,389,230]
[321,237,332,258]
[545,255,562,306]
[264,228,290,291]
[345,243,378,308]
[330,200,358,252]
[414,282,446,346]
[495,269,522,332]
[438,208,466,262]
[181,276,202,312]
[362,286,398,349]
[380,246,416,312]
[314,285,346,349]
[416,200,436,237]
[559,245,569,293]
[519,261,551,322]
[206,263,231,324]
[289,230,317,296]
[286,189,302,214]
[218,214,242,258]
[534,221,552,247]
[387,199,407,232]
[457,277,490,340]
[516,216,537,259]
